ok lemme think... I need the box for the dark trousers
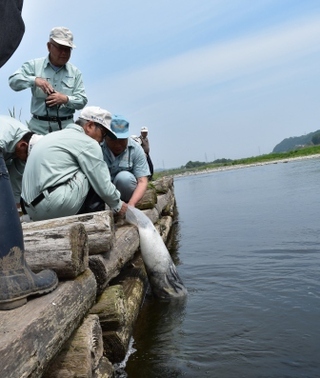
[77,187,105,214]
[146,154,154,178]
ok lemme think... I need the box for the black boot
[0,150,58,310]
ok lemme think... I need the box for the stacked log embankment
[0,176,175,378]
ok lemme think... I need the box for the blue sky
[1,0,320,168]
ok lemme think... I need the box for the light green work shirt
[101,137,150,181]
[8,55,87,133]
[0,115,30,203]
[22,124,122,220]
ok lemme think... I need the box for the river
[122,158,320,378]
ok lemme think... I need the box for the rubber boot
[0,150,58,310]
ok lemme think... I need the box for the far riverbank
[174,153,320,178]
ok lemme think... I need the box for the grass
[153,145,320,180]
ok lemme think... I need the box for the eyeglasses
[95,123,108,138]
[50,42,71,53]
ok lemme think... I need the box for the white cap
[28,134,43,156]
[141,126,148,132]
[49,27,76,48]
[80,106,117,139]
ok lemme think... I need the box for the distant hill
[273,130,320,153]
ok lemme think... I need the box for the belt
[33,115,73,122]
[23,184,63,208]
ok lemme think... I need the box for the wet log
[89,225,140,296]
[93,357,114,378]
[45,314,104,378]
[23,223,89,279]
[22,210,115,255]
[90,255,148,363]
[0,269,97,378]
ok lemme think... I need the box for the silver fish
[126,206,188,299]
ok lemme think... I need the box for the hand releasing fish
[126,206,188,300]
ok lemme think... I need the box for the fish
[125,205,188,299]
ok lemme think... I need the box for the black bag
[0,0,25,68]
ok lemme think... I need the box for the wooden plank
[24,223,89,279]
[0,269,97,378]
[22,210,115,255]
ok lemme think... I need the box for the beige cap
[49,27,76,48]
[80,106,117,139]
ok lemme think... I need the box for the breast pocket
[118,156,133,173]
[61,77,75,96]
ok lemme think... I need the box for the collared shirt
[22,124,122,215]
[0,115,30,202]
[101,137,150,181]
[139,135,150,155]
[8,55,87,118]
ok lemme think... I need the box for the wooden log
[22,210,115,255]
[89,225,140,296]
[155,188,175,216]
[0,269,97,378]
[136,187,157,210]
[23,223,89,279]
[155,215,173,243]
[142,207,159,224]
[153,176,174,194]
[90,255,148,363]
[44,314,104,378]
[93,357,114,378]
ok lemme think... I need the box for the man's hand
[46,91,69,107]
[117,202,128,216]
[35,77,54,95]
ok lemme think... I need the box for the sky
[1,0,320,169]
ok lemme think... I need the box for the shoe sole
[0,280,59,311]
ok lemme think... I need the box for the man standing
[9,26,87,134]
[139,126,154,180]
[102,115,150,207]
[0,115,41,205]
[21,106,127,221]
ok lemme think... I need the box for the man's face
[105,136,128,156]
[15,140,28,161]
[84,121,106,143]
[47,40,71,67]
[141,132,148,138]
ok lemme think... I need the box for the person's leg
[77,186,105,214]
[113,171,137,202]
[146,154,154,180]
[0,150,58,310]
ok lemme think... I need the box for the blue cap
[110,115,130,139]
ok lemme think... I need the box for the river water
[123,158,320,378]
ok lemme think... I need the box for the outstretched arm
[128,176,148,207]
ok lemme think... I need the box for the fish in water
[125,205,188,299]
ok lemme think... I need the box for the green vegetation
[273,129,320,153]
[153,145,320,180]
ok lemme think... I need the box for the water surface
[124,159,320,378]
